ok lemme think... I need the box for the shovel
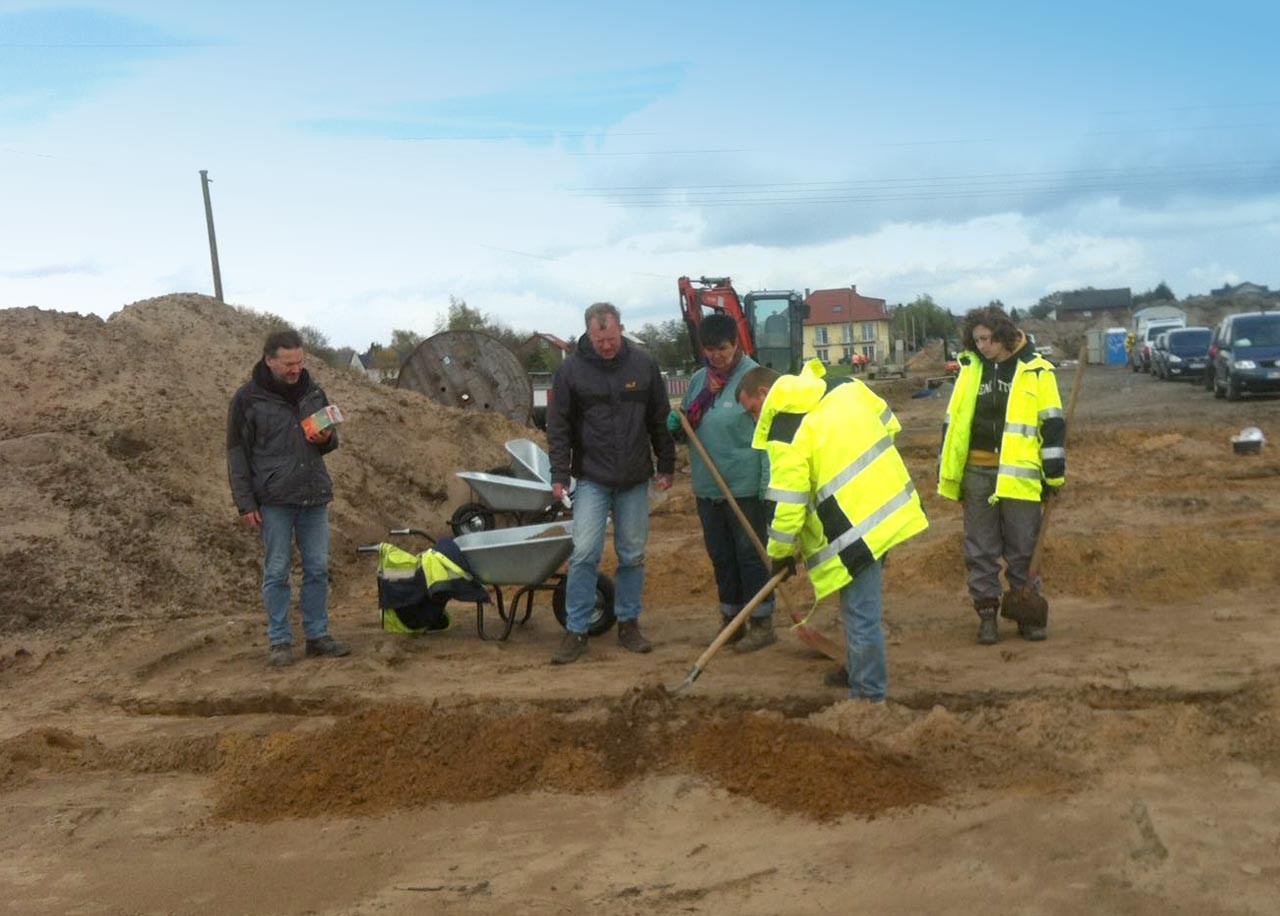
[668,567,791,695]
[675,407,844,663]
[1001,342,1086,626]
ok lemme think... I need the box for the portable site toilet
[1104,327,1128,365]
[1086,328,1104,364]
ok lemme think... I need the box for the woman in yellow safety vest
[938,306,1065,644]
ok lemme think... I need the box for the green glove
[666,410,681,433]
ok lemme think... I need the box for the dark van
[1212,311,1280,400]
[1158,326,1211,381]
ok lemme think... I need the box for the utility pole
[199,170,224,303]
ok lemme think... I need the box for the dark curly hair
[960,306,1020,352]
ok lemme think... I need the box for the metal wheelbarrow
[361,521,614,641]
[449,438,573,536]
[454,520,613,640]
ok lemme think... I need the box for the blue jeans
[840,560,886,701]
[565,480,649,634]
[696,497,775,619]
[260,504,331,646]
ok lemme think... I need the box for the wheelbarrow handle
[388,528,437,545]
[356,544,380,554]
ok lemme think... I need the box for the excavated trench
[7,677,1279,822]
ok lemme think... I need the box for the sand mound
[1,295,529,631]
[210,703,945,823]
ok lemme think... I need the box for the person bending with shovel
[736,361,928,701]
[667,313,778,653]
[937,305,1065,644]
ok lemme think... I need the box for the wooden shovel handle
[676,407,844,663]
[1028,341,1087,578]
[689,569,791,675]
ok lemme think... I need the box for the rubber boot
[975,600,999,645]
[734,616,777,654]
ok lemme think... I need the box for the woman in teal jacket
[669,313,775,652]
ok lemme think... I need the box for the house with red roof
[803,286,891,365]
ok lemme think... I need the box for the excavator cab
[744,290,807,373]
[678,276,809,374]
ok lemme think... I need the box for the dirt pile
[210,703,946,823]
[1,295,529,632]
[905,339,947,373]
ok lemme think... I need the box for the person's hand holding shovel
[770,554,797,582]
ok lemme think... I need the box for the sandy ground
[3,297,1280,915]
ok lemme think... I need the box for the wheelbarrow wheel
[552,574,616,637]
[450,502,495,536]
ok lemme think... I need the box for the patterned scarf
[686,352,742,429]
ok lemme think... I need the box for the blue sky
[1,0,1277,348]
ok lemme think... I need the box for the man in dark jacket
[547,302,675,664]
[227,329,350,667]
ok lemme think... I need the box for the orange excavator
[678,276,809,373]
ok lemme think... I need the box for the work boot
[1018,622,1048,642]
[975,601,999,645]
[267,643,294,668]
[305,635,351,658]
[616,620,653,654]
[733,616,777,654]
[718,614,745,645]
[551,632,588,665]
[824,666,849,688]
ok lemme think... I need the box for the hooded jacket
[226,361,338,512]
[755,360,928,600]
[938,336,1065,503]
[547,334,675,489]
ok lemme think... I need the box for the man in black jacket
[227,329,350,667]
[547,302,675,664]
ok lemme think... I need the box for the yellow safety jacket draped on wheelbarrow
[937,346,1065,503]
[755,359,929,601]
[376,541,488,634]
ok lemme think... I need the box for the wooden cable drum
[396,330,533,425]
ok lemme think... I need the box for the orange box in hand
[302,404,344,438]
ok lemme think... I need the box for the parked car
[1131,320,1183,373]
[1156,326,1211,381]
[1211,311,1280,401]
[1149,331,1171,378]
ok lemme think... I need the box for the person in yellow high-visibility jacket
[938,306,1065,644]
[737,360,929,701]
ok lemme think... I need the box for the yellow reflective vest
[754,360,929,600]
[938,346,1065,503]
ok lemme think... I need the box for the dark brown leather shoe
[616,620,652,654]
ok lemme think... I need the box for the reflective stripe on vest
[810,480,919,568]
[766,486,808,505]
[998,463,1040,480]
[814,435,893,504]
[768,526,797,544]
[1005,421,1037,437]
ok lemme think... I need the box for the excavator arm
[678,275,755,363]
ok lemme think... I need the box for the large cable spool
[396,330,533,425]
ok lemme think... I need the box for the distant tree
[299,325,338,366]
[433,295,525,350]
[988,299,1006,310]
[525,347,554,372]
[1133,281,1176,306]
[1009,306,1021,320]
[890,295,955,346]
[635,318,690,371]
[1028,291,1060,320]
[389,328,424,359]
